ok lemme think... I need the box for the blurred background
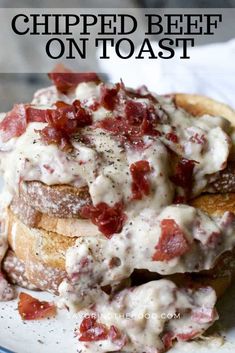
[0,0,234,111]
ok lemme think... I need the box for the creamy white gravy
[0,81,234,351]
[75,280,217,353]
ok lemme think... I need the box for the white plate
[0,289,79,353]
[1,283,235,353]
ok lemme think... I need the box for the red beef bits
[0,100,92,151]
[39,100,92,151]
[152,219,190,261]
[79,316,108,342]
[78,315,122,343]
[98,100,161,148]
[165,132,178,143]
[0,104,47,142]
[171,158,197,189]
[18,292,56,320]
[100,83,120,111]
[80,202,127,238]
[130,160,151,200]
[125,100,160,137]
[48,65,100,94]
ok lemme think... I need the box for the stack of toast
[3,93,235,300]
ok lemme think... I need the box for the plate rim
[0,346,15,353]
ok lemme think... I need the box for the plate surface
[1,283,235,353]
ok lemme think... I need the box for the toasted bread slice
[20,181,91,218]
[6,189,235,295]
[13,94,235,221]
[5,94,235,296]
[175,93,235,162]
[206,162,235,194]
[6,209,75,293]
[2,250,39,291]
[190,193,235,216]
[3,248,66,295]
[4,216,235,298]
[174,93,235,127]
[7,208,76,270]
[36,214,100,238]
[10,195,100,237]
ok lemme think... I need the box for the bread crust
[206,161,235,193]
[7,209,76,270]
[190,193,235,216]
[13,94,235,223]
[3,249,66,295]
[6,209,76,293]
[5,93,235,297]
[20,181,91,218]
[9,192,235,270]
[2,250,39,291]
[37,214,100,238]
[10,195,100,237]
[7,189,235,296]
[24,254,67,295]
[10,195,42,228]
[174,93,235,127]
[17,94,235,219]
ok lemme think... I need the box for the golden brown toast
[10,195,100,237]
[174,93,235,160]
[11,93,235,224]
[2,250,39,291]
[4,189,235,296]
[174,93,235,126]
[190,193,235,215]
[6,209,75,293]
[20,181,91,218]
[7,209,76,270]
[205,162,235,193]
[4,93,235,296]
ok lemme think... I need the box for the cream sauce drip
[0,81,233,350]
[75,280,217,353]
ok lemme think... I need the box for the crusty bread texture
[174,93,235,127]
[10,195,100,238]
[3,93,235,296]
[6,209,75,293]
[20,181,91,218]
[190,193,235,216]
